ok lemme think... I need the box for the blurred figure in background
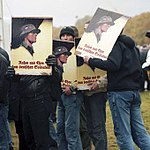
[139,44,150,91]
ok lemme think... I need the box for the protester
[82,21,108,150]
[57,26,84,150]
[71,25,92,150]
[47,39,74,144]
[83,34,150,149]
[0,47,13,150]
[10,24,58,150]
[8,78,29,150]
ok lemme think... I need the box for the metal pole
[0,0,4,47]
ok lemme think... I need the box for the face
[100,23,111,32]
[60,34,74,41]
[26,32,38,44]
[58,54,69,64]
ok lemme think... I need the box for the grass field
[10,91,150,150]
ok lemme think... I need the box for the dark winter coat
[88,35,142,91]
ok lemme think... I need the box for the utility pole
[0,0,4,48]
[0,0,12,54]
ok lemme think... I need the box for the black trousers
[84,92,107,150]
[22,94,57,150]
[15,120,29,150]
[80,103,92,150]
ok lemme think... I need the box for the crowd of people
[0,23,150,150]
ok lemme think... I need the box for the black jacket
[89,35,142,91]
[0,48,10,104]
[19,75,51,98]
[19,65,63,100]
[8,80,21,121]
[50,66,63,101]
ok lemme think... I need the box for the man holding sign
[84,34,150,149]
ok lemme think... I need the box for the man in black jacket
[11,24,57,150]
[0,47,13,150]
[84,35,150,149]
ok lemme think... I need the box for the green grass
[10,91,150,150]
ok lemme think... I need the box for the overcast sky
[5,0,150,27]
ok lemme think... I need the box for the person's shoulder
[117,35,135,49]
[0,47,9,61]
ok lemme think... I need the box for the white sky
[4,0,150,27]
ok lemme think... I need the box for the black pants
[22,95,57,150]
[15,120,29,150]
[80,103,92,150]
[84,92,107,150]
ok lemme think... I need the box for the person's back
[107,35,142,91]
[85,35,150,149]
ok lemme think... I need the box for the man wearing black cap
[83,33,150,149]
[56,26,85,150]
[10,24,58,150]
[59,26,75,40]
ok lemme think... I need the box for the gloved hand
[6,66,15,79]
[45,55,57,66]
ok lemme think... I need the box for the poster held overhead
[76,7,130,60]
[75,8,130,90]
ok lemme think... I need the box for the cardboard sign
[52,39,75,87]
[76,8,130,90]
[75,38,106,90]
[77,64,106,90]
[62,46,77,87]
[10,17,53,75]
[76,8,130,60]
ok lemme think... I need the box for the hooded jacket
[88,35,142,91]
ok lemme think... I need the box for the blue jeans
[0,104,12,150]
[108,91,150,150]
[57,92,83,150]
[84,92,107,150]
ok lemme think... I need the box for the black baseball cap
[59,26,75,38]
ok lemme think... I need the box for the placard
[76,8,130,89]
[11,17,53,75]
[76,8,130,60]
